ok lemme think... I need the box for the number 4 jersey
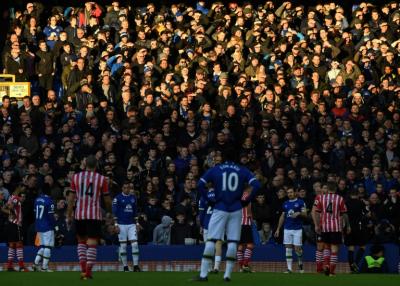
[34,194,55,232]
[313,193,347,232]
[71,170,109,220]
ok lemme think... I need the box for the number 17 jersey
[71,170,109,220]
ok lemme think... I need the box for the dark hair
[86,155,97,170]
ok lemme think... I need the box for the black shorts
[316,233,323,244]
[6,222,23,242]
[240,225,254,244]
[344,228,368,246]
[321,232,342,245]
[76,220,102,239]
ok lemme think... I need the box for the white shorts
[39,230,55,247]
[283,229,302,246]
[206,209,242,242]
[118,224,137,242]
[203,229,208,242]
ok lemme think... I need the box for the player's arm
[342,213,351,234]
[339,198,351,234]
[112,197,118,220]
[274,212,285,238]
[102,178,112,214]
[298,202,308,218]
[197,169,212,199]
[198,198,206,227]
[103,194,112,214]
[66,191,76,221]
[49,201,56,225]
[311,204,321,234]
[242,171,261,206]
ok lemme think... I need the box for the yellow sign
[0,74,30,100]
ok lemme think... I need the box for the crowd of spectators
[0,1,400,247]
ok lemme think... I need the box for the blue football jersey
[198,197,213,230]
[198,161,261,212]
[34,194,55,232]
[112,193,137,225]
[283,198,306,230]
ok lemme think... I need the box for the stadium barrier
[0,244,398,273]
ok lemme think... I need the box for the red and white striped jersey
[241,192,253,226]
[7,195,22,226]
[314,193,347,232]
[71,170,109,220]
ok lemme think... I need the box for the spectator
[153,215,172,245]
[0,1,399,253]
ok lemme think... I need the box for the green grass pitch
[2,272,399,286]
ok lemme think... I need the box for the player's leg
[16,240,26,271]
[15,226,26,271]
[34,247,44,270]
[213,240,222,272]
[118,225,129,271]
[294,229,304,272]
[85,220,101,278]
[224,209,242,281]
[321,232,331,275]
[41,231,55,271]
[354,245,366,271]
[6,222,17,271]
[283,229,293,272]
[347,245,355,272]
[129,224,140,272]
[243,243,254,270]
[237,244,244,271]
[7,242,16,271]
[316,234,324,273]
[353,230,367,272]
[76,220,88,275]
[34,232,45,270]
[329,244,339,275]
[329,234,341,276]
[198,210,226,279]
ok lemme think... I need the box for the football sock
[42,247,51,269]
[214,255,221,270]
[236,249,244,267]
[7,247,15,268]
[119,243,128,267]
[330,252,338,274]
[316,249,323,272]
[355,248,365,265]
[78,243,87,272]
[200,241,215,278]
[323,248,331,268]
[295,248,303,269]
[86,246,97,276]
[16,247,24,268]
[35,248,44,265]
[132,242,139,266]
[286,248,293,271]
[224,242,237,279]
[244,248,253,266]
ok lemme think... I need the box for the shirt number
[81,182,94,197]
[222,172,239,192]
[35,205,45,220]
[326,202,333,214]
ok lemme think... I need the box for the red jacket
[78,5,102,28]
